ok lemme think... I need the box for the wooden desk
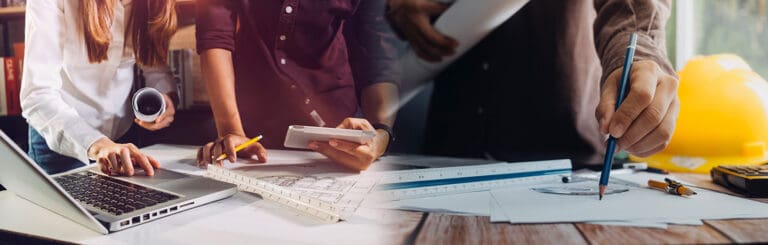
[387,173,768,244]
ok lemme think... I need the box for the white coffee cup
[132,87,166,122]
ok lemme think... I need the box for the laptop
[0,130,237,234]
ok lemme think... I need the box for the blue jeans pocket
[27,127,86,175]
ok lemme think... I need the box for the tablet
[284,125,377,149]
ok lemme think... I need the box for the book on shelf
[0,57,6,116]
[0,42,24,116]
[1,0,26,7]
[1,56,20,116]
[168,49,194,110]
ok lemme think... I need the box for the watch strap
[372,123,395,154]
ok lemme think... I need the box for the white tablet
[284,125,377,149]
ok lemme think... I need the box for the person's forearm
[200,48,245,136]
[360,82,399,127]
[593,0,675,85]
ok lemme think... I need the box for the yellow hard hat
[630,54,768,173]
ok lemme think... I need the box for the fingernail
[329,140,338,147]
[609,123,625,137]
[308,142,319,150]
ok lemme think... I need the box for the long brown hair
[80,0,177,67]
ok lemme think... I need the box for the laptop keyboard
[55,171,179,216]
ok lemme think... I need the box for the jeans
[28,126,140,175]
[28,127,86,175]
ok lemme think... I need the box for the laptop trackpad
[117,169,190,186]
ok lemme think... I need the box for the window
[673,0,768,78]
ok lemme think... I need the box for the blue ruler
[373,159,571,201]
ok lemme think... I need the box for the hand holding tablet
[284,125,376,149]
[288,118,388,171]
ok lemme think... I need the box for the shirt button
[279,35,286,41]
[285,6,293,14]
[477,107,484,115]
[280,58,286,65]
[305,98,311,104]
[481,62,490,71]
[290,84,297,89]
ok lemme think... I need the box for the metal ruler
[373,159,572,201]
[206,164,341,223]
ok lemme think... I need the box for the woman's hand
[196,134,268,167]
[309,118,390,171]
[88,137,161,176]
[134,93,176,131]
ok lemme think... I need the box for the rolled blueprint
[132,87,166,122]
[399,0,529,95]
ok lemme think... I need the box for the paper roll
[132,87,166,122]
[400,0,529,91]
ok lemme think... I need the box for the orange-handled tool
[648,178,697,196]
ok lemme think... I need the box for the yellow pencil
[215,135,263,161]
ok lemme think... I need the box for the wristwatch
[372,123,395,155]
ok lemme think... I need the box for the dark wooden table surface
[382,173,768,244]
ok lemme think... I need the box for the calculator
[711,165,768,197]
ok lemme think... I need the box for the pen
[647,178,697,196]
[215,135,263,161]
[599,33,637,200]
[645,167,669,175]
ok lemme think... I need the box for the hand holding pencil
[595,31,681,200]
[598,33,637,200]
[197,134,267,167]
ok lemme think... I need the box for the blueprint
[140,144,380,216]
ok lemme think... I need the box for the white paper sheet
[489,191,695,228]
[490,172,768,224]
[489,195,506,222]
[374,191,492,216]
[140,144,340,176]
[142,144,394,173]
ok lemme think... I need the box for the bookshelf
[0,6,23,18]
[0,4,26,151]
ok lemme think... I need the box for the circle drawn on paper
[531,186,630,196]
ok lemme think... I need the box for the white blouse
[21,0,175,164]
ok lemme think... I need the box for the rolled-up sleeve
[195,0,238,53]
[21,0,104,163]
[593,0,676,85]
[343,0,404,94]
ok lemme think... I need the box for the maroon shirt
[196,0,400,148]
